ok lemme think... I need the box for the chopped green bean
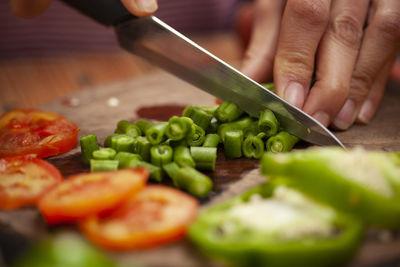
[111,134,135,152]
[173,146,195,168]
[262,82,275,92]
[175,166,213,198]
[186,124,206,146]
[92,148,116,160]
[258,109,279,137]
[266,131,299,153]
[114,151,142,168]
[135,119,154,135]
[206,119,219,134]
[218,117,254,142]
[242,122,259,138]
[150,145,173,167]
[90,159,119,172]
[146,122,168,145]
[242,136,264,159]
[103,134,118,147]
[134,136,152,162]
[190,147,217,171]
[134,161,163,182]
[203,134,220,148]
[162,162,181,187]
[80,134,100,165]
[223,130,243,159]
[115,120,142,137]
[166,116,190,141]
[215,101,244,123]
[183,106,213,130]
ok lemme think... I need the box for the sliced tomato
[39,168,148,225]
[81,185,199,250]
[0,109,79,158]
[0,155,63,209]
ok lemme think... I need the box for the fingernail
[332,99,356,130]
[312,111,330,127]
[136,0,158,13]
[358,99,374,124]
[284,82,304,108]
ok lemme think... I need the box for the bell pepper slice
[261,147,400,229]
[189,180,364,267]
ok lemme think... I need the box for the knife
[60,0,344,147]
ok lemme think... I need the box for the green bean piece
[202,134,220,148]
[169,139,188,148]
[110,134,135,152]
[257,132,267,140]
[80,134,100,165]
[173,146,195,168]
[190,147,217,171]
[103,134,118,147]
[90,160,119,172]
[175,166,213,198]
[223,130,243,159]
[135,119,154,135]
[150,145,173,167]
[242,122,259,138]
[197,105,218,116]
[218,117,254,142]
[183,106,213,130]
[115,120,142,137]
[215,101,244,123]
[186,124,206,146]
[163,162,181,187]
[206,119,219,134]
[258,109,279,137]
[242,136,264,159]
[92,148,116,160]
[135,161,163,182]
[146,122,168,145]
[114,151,142,168]
[134,136,152,162]
[266,131,299,153]
[166,116,190,141]
[262,82,275,92]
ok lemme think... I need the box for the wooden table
[1,32,400,267]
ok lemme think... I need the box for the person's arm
[9,0,158,18]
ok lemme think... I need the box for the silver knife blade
[116,16,344,148]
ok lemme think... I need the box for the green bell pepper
[189,180,364,267]
[261,147,400,229]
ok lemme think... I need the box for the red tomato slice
[81,185,199,250]
[0,109,79,158]
[0,155,63,209]
[39,168,148,225]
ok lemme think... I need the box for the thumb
[120,0,158,17]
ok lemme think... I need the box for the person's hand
[240,0,400,130]
[9,0,158,18]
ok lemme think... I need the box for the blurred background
[0,0,251,112]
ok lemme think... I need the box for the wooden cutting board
[1,72,399,267]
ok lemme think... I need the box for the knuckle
[374,10,400,41]
[275,51,314,78]
[350,72,373,100]
[290,0,330,26]
[330,15,363,48]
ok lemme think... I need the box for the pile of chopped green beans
[80,95,299,198]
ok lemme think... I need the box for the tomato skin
[0,109,79,158]
[39,168,149,225]
[0,155,63,209]
[81,185,199,251]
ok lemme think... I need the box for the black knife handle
[59,0,136,26]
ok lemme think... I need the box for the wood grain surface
[0,72,399,267]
